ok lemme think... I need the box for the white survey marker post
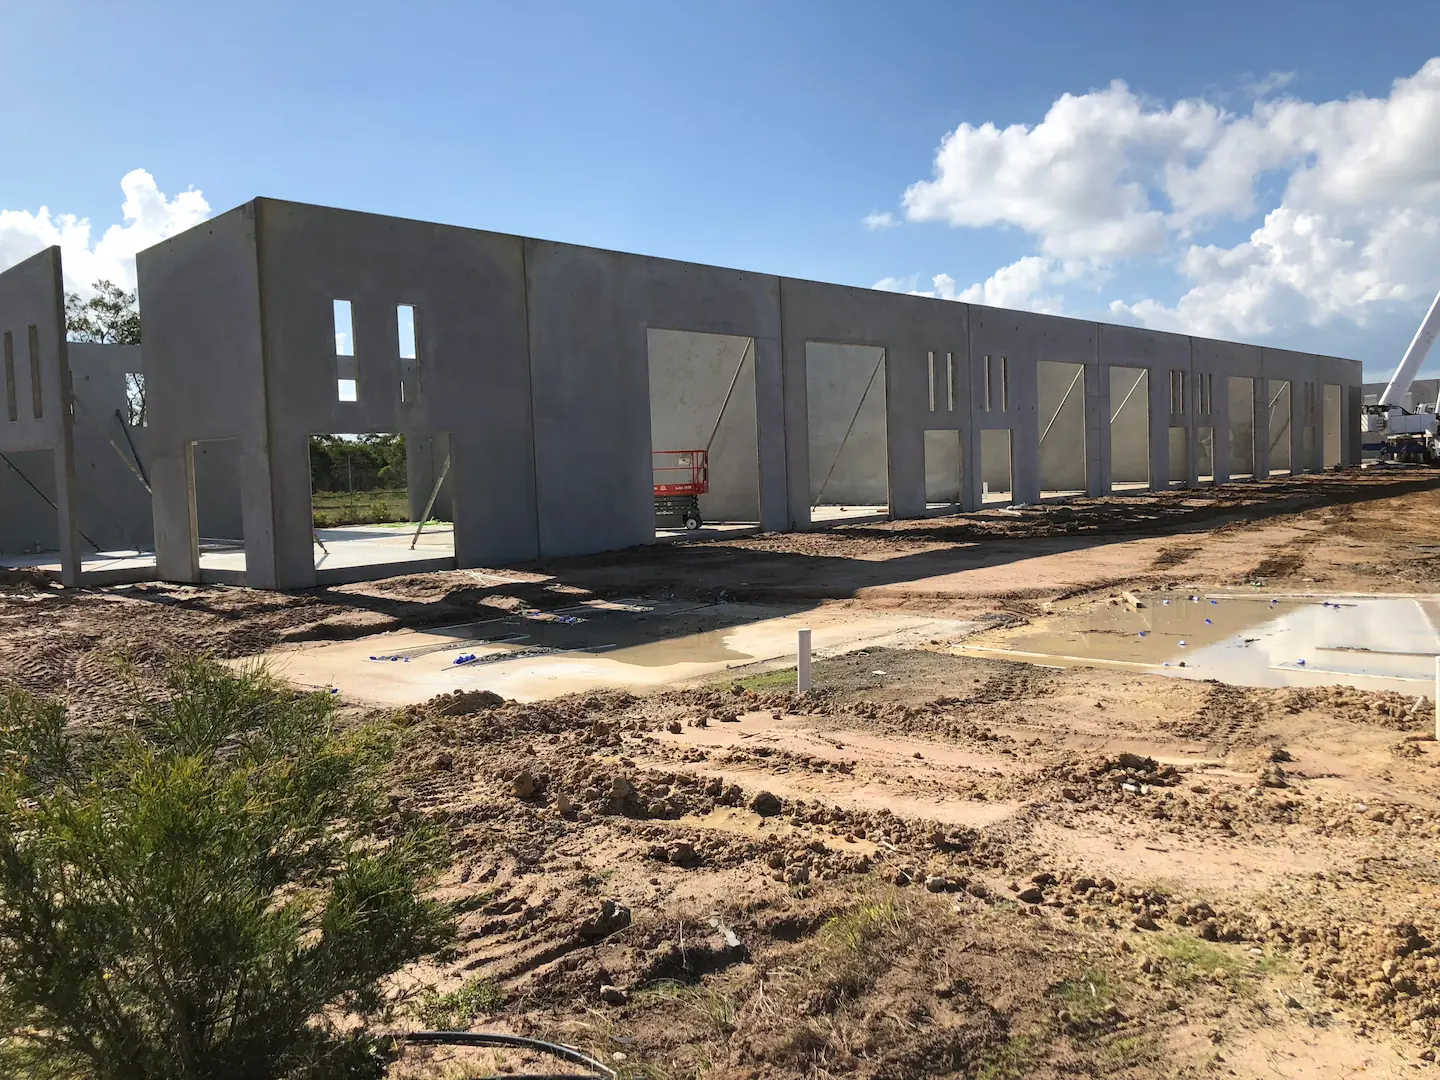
[1434,655,1439,742]
[797,628,812,693]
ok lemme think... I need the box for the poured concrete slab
[0,548,157,586]
[250,600,974,703]
[197,522,456,587]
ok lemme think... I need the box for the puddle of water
[967,593,1440,695]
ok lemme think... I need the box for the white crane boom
[1380,285,1440,407]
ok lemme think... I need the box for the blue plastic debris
[1163,599,1171,606]
[453,653,480,666]
[1204,618,1212,625]
[1210,600,1218,606]
[1296,659,1306,666]
[1138,630,1149,637]
[1162,661,1171,667]
[1178,640,1187,647]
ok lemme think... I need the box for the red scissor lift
[653,449,709,530]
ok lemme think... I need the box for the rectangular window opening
[946,352,955,411]
[3,332,15,422]
[1000,356,1009,411]
[983,355,992,411]
[28,325,42,419]
[927,350,936,411]
[124,373,146,427]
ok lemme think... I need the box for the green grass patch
[414,976,506,1029]
[722,667,800,693]
[312,488,411,527]
[977,1032,1044,1080]
[1149,933,1283,992]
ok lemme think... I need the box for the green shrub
[0,658,454,1080]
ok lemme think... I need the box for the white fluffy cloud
[877,59,1440,353]
[0,170,210,297]
[875,256,1091,315]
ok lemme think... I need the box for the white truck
[1365,287,1440,464]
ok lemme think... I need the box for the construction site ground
[4,468,1440,1079]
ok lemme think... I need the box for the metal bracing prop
[0,450,101,550]
[114,409,150,487]
[704,337,754,456]
[812,350,885,509]
[1038,366,1085,446]
[410,453,452,549]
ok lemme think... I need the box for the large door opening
[647,329,760,538]
[0,449,62,567]
[980,429,1012,504]
[1168,427,1190,486]
[1109,366,1149,492]
[806,343,888,524]
[191,438,244,578]
[924,430,963,514]
[1228,377,1255,480]
[1269,381,1292,475]
[307,433,455,577]
[1037,360,1086,499]
[1323,384,1342,468]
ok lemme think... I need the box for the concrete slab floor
[248,600,974,704]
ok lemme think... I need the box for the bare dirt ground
[4,468,1440,1078]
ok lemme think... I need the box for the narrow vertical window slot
[3,332,15,422]
[999,356,1009,412]
[27,325,42,418]
[946,352,955,411]
[333,300,357,402]
[397,304,418,405]
[983,355,992,411]
[927,351,936,411]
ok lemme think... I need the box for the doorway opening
[307,433,455,577]
[0,449,62,569]
[1323,384,1342,468]
[1269,381,1292,475]
[190,438,244,578]
[647,329,760,539]
[1038,360,1086,499]
[1168,428,1189,486]
[1109,366,1149,492]
[1197,426,1215,483]
[924,430,963,514]
[980,429,1013,504]
[807,342,888,524]
[1228,377,1255,480]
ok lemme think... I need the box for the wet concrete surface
[252,598,975,703]
[963,592,1440,695]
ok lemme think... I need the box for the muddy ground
[4,468,1440,1078]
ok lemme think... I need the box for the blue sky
[3,0,1440,377]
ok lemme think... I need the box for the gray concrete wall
[134,197,1366,589]
[647,329,759,523]
[0,247,80,582]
